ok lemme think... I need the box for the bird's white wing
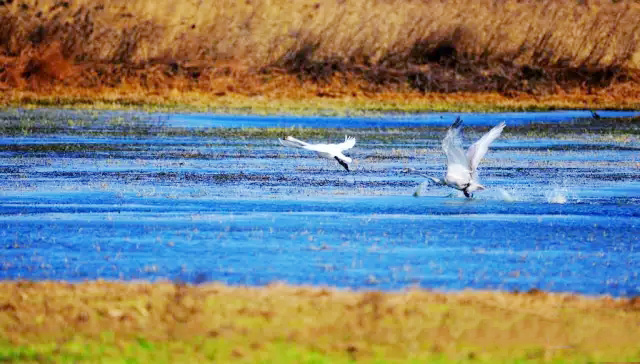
[466,121,505,173]
[442,117,468,167]
[279,136,310,149]
[335,136,356,151]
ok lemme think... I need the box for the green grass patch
[1,336,622,363]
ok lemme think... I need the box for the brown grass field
[1,281,640,362]
[2,0,640,111]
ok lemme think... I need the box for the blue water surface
[145,109,640,128]
[1,109,639,296]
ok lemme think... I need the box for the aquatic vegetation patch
[1,108,638,140]
[0,143,122,154]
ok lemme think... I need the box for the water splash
[497,188,517,202]
[545,186,569,204]
[413,181,429,197]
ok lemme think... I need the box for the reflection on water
[0,109,639,296]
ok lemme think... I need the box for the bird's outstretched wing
[466,121,506,174]
[335,136,356,151]
[442,117,468,167]
[279,136,310,149]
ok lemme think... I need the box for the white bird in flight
[279,135,356,171]
[428,117,506,198]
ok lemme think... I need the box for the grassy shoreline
[3,84,640,115]
[1,281,639,363]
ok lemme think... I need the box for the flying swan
[427,117,506,198]
[279,135,356,171]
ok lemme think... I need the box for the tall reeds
[1,0,639,92]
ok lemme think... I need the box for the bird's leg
[463,188,472,198]
[334,156,350,171]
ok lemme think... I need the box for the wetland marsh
[1,109,639,296]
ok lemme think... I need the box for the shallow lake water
[1,109,639,296]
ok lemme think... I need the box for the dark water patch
[498,144,640,152]
[508,118,640,136]
[2,108,639,138]
[0,166,22,174]
[0,143,123,153]
[492,166,640,180]
[6,170,417,190]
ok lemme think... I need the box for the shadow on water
[0,108,639,296]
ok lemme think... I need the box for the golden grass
[3,0,640,68]
[1,282,639,362]
[3,80,640,115]
[2,0,640,111]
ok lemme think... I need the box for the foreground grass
[1,282,639,362]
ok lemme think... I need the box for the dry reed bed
[1,0,640,95]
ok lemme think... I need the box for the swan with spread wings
[428,117,506,198]
[279,135,356,171]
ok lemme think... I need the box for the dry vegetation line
[1,282,640,359]
[1,0,640,100]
